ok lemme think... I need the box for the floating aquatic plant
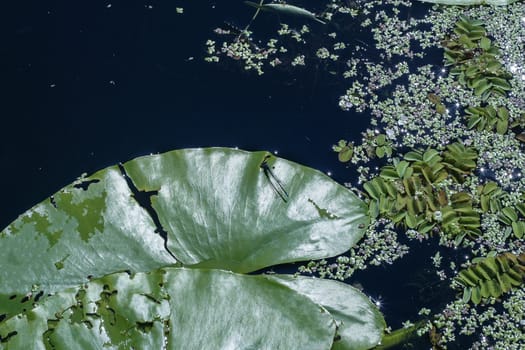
[333,140,354,163]
[464,105,510,134]
[363,142,480,242]
[442,17,512,101]
[0,148,381,349]
[511,112,525,143]
[442,142,478,182]
[372,134,394,159]
[455,252,525,305]
[358,132,395,160]
[477,181,505,213]
[476,182,525,238]
[497,204,525,238]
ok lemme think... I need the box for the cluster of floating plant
[205,0,525,348]
[362,143,481,246]
[454,252,525,305]
[443,16,512,101]
[349,5,525,346]
[464,105,511,134]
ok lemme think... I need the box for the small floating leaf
[396,161,410,178]
[338,146,354,163]
[512,221,525,239]
[404,151,423,162]
[496,118,508,134]
[502,207,518,222]
[516,203,525,217]
[462,287,472,303]
[474,80,492,97]
[489,77,512,90]
[482,181,499,195]
[376,134,386,146]
[479,37,491,50]
[375,146,386,158]
[486,60,502,73]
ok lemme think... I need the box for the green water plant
[442,17,512,101]
[497,205,525,238]
[0,268,384,350]
[455,252,525,305]
[476,182,525,238]
[0,148,383,349]
[464,105,510,134]
[364,142,480,242]
[358,132,395,160]
[373,134,394,159]
[0,267,381,350]
[333,133,394,163]
[441,141,478,182]
[477,181,505,213]
[333,139,354,163]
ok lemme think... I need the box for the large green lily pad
[0,148,368,321]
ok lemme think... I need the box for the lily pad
[0,148,368,320]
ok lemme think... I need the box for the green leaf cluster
[456,252,525,305]
[477,181,506,213]
[363,142,480,242]
[333,140,354,163]
[366,131,395,159]
[441,142,478,182]
[496,204,525,239]
[477,182,525,239]
[372,134,394,159]
[443,17,512,101]
[465,105,510,134]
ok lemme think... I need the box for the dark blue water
[3,1,364,229]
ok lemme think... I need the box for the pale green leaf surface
[268,275,385,350]
[0,268,339,350]
[123,148,368,273]
[0,167,176,320]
